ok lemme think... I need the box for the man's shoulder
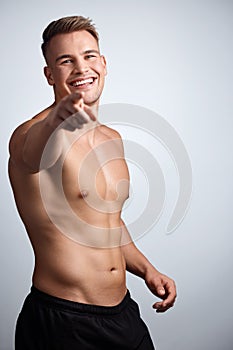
[9,119,34,158]
[98,125,125,155]
[99,124,122,140]
[9,105,53,164]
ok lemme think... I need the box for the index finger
[162,282,177,307]
[64,84,84,105]
[83,105,97,122]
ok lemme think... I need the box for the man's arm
[120,220,177,313]
[9,92,96,173]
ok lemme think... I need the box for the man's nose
[72,59,89,74]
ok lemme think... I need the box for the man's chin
[83,95,100,108]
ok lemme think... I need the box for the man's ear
[101,55,107,76]
[44,66,54,86]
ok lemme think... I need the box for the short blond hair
[41,15,99,61]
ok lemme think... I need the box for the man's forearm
[120,220,158,279]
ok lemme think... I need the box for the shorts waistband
[29,286,131,315]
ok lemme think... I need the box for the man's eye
[61,59,73,64]
[85,55,97,59]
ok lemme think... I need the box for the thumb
[156,285,166,297]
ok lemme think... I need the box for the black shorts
[15,286,155,349]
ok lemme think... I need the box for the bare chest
[62,133,130,209]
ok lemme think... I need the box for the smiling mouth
[69,77,96,88]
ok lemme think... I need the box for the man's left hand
[145,270,177,313]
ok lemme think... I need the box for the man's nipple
[79,190,88,198]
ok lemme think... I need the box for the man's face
[44,30,107,106]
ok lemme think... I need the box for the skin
[9,30,176,311]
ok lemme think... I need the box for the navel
[110,267,117,272]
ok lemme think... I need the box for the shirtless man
[9,16,176,349]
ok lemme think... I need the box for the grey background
[1,0,233,349]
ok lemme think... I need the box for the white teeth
[72,78,94,87]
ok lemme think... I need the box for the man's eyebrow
[82,49,100,55]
